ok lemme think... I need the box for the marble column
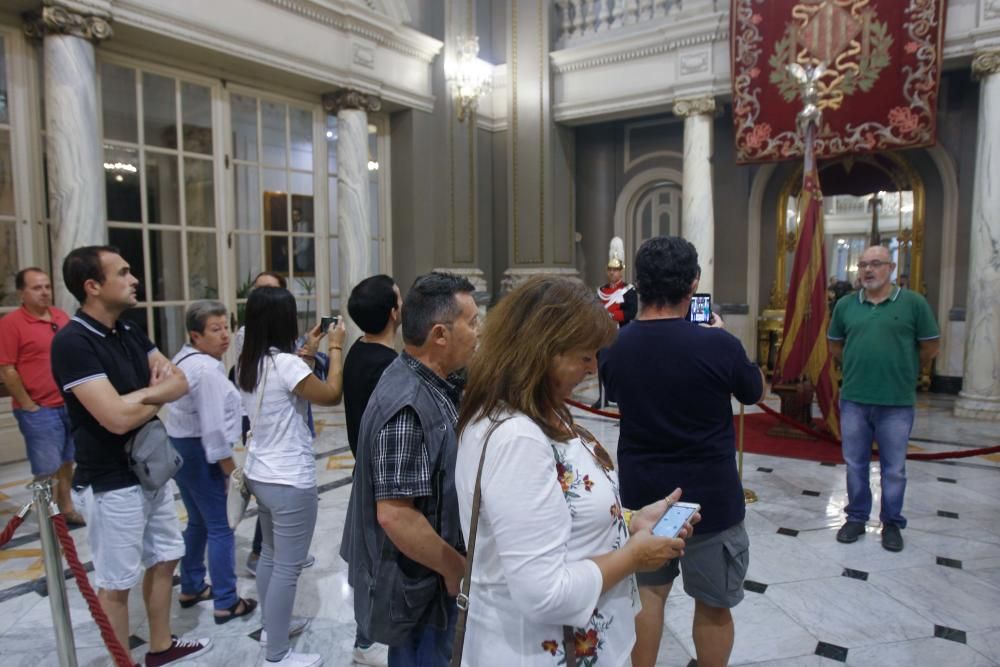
[24,3,112,312]
[954,51,1000,420]
[322,90,381,347]
[674,96,716,295]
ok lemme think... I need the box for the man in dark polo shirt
[601,236,764,667]
[829,245,939,552]
[51,246,211,667]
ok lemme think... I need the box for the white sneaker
[352,643,388,666]
[259,616,312,647]
[264,650,322,667]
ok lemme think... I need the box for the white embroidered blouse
[455,413,639,667]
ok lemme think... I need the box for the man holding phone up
[600,236,764,667]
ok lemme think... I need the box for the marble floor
[0,388,997,666]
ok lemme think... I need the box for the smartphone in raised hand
[319,315,338,334]
[687,294,712,324]
[652,502,700,538]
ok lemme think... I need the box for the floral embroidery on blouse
[539,608,614,666]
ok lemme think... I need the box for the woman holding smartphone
[454,277,697,667]
[237,286,345,667]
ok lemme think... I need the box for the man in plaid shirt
[342,272,479,667]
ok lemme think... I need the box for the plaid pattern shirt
[371,352,462,501]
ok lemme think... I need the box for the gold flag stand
[738,403,758,504]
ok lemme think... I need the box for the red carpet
[736,413,844,464]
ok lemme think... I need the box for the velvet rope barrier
[0,502,31,549]
[565,398,1000,461]
[51,513,135,667]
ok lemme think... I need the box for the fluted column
[24,2,112,312]
[955,51,1000,420]
[322,90,381,347]
[674,96,716,295]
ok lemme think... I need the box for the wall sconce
[445,36,492,122]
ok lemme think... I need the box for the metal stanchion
[30,479,78,667]
[737,403,758,504]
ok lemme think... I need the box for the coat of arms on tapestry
[730,0,947,164]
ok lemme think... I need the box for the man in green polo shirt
[828,245,939,552]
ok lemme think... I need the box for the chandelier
[445,36,492,122]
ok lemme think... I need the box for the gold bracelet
[329,346,343,351]
[623,509,634,531]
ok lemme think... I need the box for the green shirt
[828,287,939,406]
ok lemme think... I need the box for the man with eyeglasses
[0,268,82,524]
[828,245,939,552]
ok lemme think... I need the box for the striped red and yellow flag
[775,164,841,439]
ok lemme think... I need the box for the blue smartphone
[651,502,700,538]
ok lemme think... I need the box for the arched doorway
[613,167,683,269]
[769,151,926,310]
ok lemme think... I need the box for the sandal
[178,584,213,609]
[214,597,258,625]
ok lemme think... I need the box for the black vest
[340,356,460,644]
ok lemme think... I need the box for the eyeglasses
[857,260,891,270]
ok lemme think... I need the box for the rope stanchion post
[29,479,78,667]
[737,404,758,504]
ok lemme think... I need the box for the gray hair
[186,300,228,339]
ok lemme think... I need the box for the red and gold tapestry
[731,0,946,164]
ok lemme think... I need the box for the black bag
[126,419,183,491]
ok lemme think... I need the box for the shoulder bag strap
[175,351,208,366]
[450,417,508,667]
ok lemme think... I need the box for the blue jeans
[14,405,74,476]
[170,437,238,611]
[840,399,914,528]
[388,598,458,667]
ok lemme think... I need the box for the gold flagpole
[738,402,758,504]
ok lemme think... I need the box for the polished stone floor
[0,387,997,666]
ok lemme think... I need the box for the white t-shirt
[241,350,315,489]
[455,412,638,667]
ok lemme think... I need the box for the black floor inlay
[815,641,848,662]
[937,477,957,484]
[757,466,773,473]
[842,568,869,581]
[934,625,967,643]
[249,628,263,642]
[128,635,146,650]
[936,556,963,569]
[777,527,799,537]
[802,489,821,497]
[743,579,768,594]
[820,461,837,467]
[937,510,960,519]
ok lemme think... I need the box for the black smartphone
[320,315,338,334]
[688,293,712,324]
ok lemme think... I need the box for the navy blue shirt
[601,318,762,534]
[51,310,156,493]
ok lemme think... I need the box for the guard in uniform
[593,237,637,409]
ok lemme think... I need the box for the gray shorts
[636,521,749,609]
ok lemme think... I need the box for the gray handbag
[126,419,183,491]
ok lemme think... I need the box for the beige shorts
[636,521,749,609]
[79,483,185,590]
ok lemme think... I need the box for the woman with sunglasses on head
[453,277,697,667]
[237,286,345,667]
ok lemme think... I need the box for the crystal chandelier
[445,36,493,122]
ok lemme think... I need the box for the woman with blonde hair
[454,277,696,666]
